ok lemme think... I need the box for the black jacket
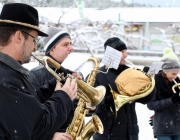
[147,72,180,137]
[28,64,78,132]
[92,65,155,140]
[0,52,73,140]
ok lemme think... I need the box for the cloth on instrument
[115,68,151,96]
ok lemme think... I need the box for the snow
[23,53,156,140]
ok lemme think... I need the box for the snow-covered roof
[36,7,180,23]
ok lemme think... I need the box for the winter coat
[0,52,73,140]
[147,72,180,137]
[92,65,155,140]
[28,64,78,132]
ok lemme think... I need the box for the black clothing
[0,52,73,140]
[92,65,155,140]
[28,64,78,132]
[147,72,180,137]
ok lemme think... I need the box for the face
[49,37,73,63]
[21,30,38,64]
[119,49,128,65]
[165,70,179,82]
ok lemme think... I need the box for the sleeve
[32,90,73,140]
[136,86,156,104]
[147,97,173,111]
[0,85,73,140]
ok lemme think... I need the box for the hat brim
[0,20,48,37]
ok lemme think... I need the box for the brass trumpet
[31,54,105,107]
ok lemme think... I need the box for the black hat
[0,3,48,37]
[104,37,127,51]
[43,27,71,55]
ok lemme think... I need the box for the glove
[143,66,150,73]
[149,115,154,126]
[103,84,115,110]
[171,93,180,103]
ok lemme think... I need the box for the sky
[113,0,180,7]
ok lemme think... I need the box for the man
[0,3,77,140]
[28,27,82,139]
[91,37,155,140]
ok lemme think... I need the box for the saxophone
[66,56,105,140]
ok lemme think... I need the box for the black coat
[92,65,155,140]
[28,64,78,132]
[147,72,180,137]
[0,52,73,140]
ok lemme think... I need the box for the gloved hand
[143,66,150,73]
[102,84,115,110]
[149,115,154,126]
[171,93,180,103]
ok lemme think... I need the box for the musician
[147,58,180,140]
[0,3,77,140]
[28,27,82,140]
[90,37,155,140]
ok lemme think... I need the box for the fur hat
[0,3,47,36]
[104,37,127,51]
[162,48,179,61]
[43,27,71,55]
[161,58,180,72]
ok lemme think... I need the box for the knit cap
[104,37,127,51]
[161,58,180,72]
[43,27,71,55]
[162,48,179,61]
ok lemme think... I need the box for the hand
[51,132,73,140]
[143,66,150,73]
[55,78,77,101]
[171,93,180,103]
[86,106,96,111]
[72,72,82,80]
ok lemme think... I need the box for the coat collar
[0,52,29,76]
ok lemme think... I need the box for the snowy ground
[23,52,156,140]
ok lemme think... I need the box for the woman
[147,58,180,140]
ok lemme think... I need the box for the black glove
[102,84,114,110]
[171,93,180,103]
[143,66,150,73]
[149,115,154,126]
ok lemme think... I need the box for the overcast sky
[113,0,180,7]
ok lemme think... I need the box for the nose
[69,45,73,52]
[33,44,37,51]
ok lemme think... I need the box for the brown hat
[0,3,48,37]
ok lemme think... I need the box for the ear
[13,31,23,44]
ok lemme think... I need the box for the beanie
[161,58,180,72]
[104,37,127,51]
[162,48,179,61]
[43,27,71,55]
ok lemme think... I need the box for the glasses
[21,31,39,45]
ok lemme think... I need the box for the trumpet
[31,53,105,107]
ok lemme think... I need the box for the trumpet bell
[77,80,106,107]
[110,75,155,118]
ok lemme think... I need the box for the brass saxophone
[66,56,105,140]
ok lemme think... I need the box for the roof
[36,7,180,23]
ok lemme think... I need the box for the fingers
[51,132,73,140]
[72,72,82,80]
[54,80,62,91]
[62,78,77,101]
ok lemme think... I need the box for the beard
[24,55,31,63]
